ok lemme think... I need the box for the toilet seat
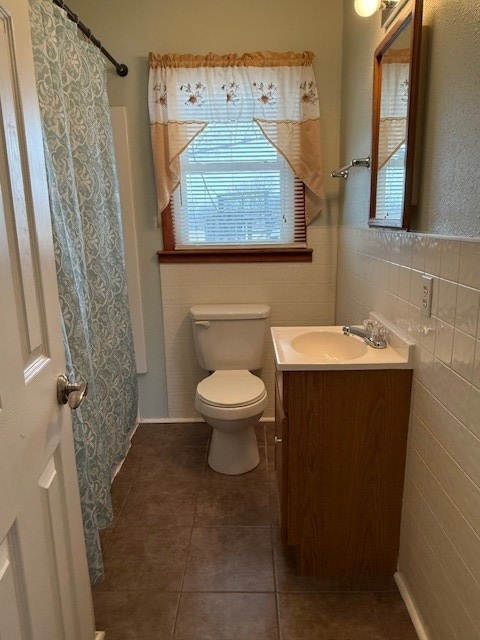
[196,370,266,408]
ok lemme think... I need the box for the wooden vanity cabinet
[275,368,412,578]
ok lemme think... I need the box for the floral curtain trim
[149,60,320,125]
[148,50,324,224]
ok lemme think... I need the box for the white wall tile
[412,234,427,272]
[428,361,471,430]
[440,240,461,282]
[388,262,400,295]
[437,279,458,325]
[398,266,412,301]
[451,329,476,382]
[467,385,480,440]
[415,418,480,536]
[407,482,480,636]
[409,270,425,309]
[400,518,464,640]
[473,340,480,389]
[413,345,434,388]
[455,285,480,336]
[397,233,414,267]
[425,237,442,276]
[417,315,437,354]
[434,321,454,365]
[459,242,480,289]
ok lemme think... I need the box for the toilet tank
[190,304,270,371]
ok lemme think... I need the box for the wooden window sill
[157,247,313,264]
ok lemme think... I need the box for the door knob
[57,374,88,409]
[274,436,282,444]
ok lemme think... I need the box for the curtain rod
[52,0,128,77]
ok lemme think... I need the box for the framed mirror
[369,0,423,229]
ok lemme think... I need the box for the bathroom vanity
[271,323,413,579]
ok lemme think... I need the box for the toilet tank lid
[189,303,270,320]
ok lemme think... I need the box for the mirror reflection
[369,0,423,229]
[376,26,411,221]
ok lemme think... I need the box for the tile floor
[93,422,419,640]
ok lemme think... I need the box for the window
[375,142,406,221]
[172,121,306,249]
[148,51,324,262]
[373,53,409,223]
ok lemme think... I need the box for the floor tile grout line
[116,424,211,639]
[179,589,278,594]
[111,482,133,522]
[100,478,135,554]
[172,441,210,638]
[264,423,283,640]
[174,425,273,637]
[271,508,282,640]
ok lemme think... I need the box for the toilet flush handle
[194,320,210,328]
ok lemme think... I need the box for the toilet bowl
[195,370,268,475]
[190,303,270,475]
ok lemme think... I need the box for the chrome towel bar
[331,156,371,180]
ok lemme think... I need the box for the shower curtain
[29,0,138,583]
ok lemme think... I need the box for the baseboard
[394,571,430,640]
[138,417,275,424]
[95,632,106,640]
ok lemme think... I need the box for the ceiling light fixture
[354,0,399,18]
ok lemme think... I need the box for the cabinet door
[284,369,412,577]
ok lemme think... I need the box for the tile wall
[336,226,480,640]
[159,226,337,418]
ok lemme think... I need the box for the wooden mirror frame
[369,0,423,230]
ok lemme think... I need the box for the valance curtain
[148,51,324,225]
[378,49,410,170]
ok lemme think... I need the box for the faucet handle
[363,319,376,334]
[372,324,386,340]
[371,323,387,347]
[362,319,387,347]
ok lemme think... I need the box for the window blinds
[172,121,306,248]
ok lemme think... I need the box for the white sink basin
[290,330,368,361]
[271,320,413,371]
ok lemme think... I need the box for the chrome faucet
[342,319,387,349]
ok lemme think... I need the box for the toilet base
[206,418,261,475]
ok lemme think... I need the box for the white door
[0,0,96,638]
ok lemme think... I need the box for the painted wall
[338,1,480,638]
[68,0,344,419]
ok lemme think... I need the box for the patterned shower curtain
[29,0,138,584]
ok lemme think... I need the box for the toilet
[190,303,270,475]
